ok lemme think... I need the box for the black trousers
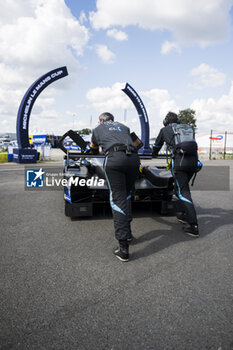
[104,151,140,241]
[172,169,198,225]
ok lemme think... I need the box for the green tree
[178,109,197,132]
[77,128,92,135]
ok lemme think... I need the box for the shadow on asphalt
[70,203,233,261]
[130,206,233,261]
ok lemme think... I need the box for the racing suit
[91,121,140,241]
[153,125,198,225]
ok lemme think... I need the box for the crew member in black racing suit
[152,112,199,237]
[90,112,140,261]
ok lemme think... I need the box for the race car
[58,83,177,218]
[59,130,176,218]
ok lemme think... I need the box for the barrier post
[209,130,213,160]
[224,131,227,159]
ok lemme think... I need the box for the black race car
[59,130,176,218]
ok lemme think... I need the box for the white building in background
[196,132,233,154]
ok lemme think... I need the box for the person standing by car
[90,112,140,261]
[152,112,199,237]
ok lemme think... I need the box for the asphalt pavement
[0,160,233,350]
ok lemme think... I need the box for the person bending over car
[90,112,140,261]
[152,112,199,237]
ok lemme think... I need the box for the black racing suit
[153,125,198,225]
[91,121,140,241]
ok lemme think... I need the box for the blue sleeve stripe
[171,160,192,205]
[104,156,126,216]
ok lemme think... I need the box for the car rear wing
[58,130,169,160]
[65,150,168,160]
[58,129,87,154]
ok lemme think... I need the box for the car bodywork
[59,133,175,218]
[59,83,176,218]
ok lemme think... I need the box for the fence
[196,131,233,160]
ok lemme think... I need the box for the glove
[152,145,159,157]
[85,148,99,155]
[152,150,158,157]
[166,158,172,170]
[196,160,203,172]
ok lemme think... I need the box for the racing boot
[113,240,129,262]
[183,223,199,237]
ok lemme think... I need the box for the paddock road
[0,160,233,350]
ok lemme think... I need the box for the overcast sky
[1,0,233,138]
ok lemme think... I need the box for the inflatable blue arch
[122,83,151,154]
[14,66,68,163]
